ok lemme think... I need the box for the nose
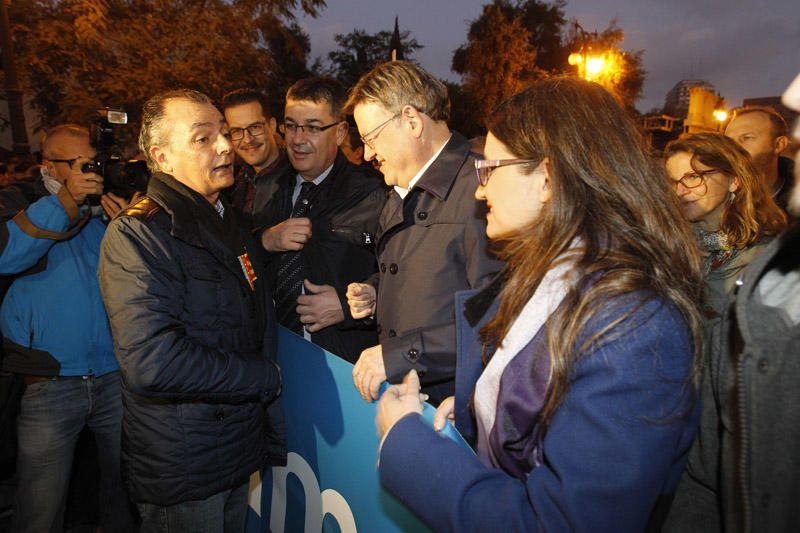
[674,181,691,197]
[217,133,232,154]
[363,144,376,161]
[474,182,486,201]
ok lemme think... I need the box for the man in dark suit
[345,61,502,405]
[254,77,386,363]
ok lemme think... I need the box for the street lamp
[568,22,607,82]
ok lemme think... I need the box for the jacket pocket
[329,225,376,248]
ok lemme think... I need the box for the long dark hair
[481,78,704,434]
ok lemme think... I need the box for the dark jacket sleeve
[98,216,280,403]
[379,300,699,532]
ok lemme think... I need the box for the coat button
[418,370,426,379]
[389,263,398,275]
[407,348,418,362]
[380,263,386,273]
[215,409,225,421]
[417,211,428,220]
[758,358,769,372]
[388,329,396,337]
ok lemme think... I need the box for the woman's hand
[433,396,455,431]
[376,369,424,439]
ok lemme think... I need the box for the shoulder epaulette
[121,196,161,219]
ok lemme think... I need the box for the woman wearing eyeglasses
[374,77,706,531]
[664,133,787,318]
[661,133,786,530]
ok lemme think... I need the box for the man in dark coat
[98,89,283,532]
[345,61,502,405]
[253,77,386,363]
[221,88,285,223]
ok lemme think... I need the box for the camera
[81,108,150,198]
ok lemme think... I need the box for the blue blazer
[379,288,700,532]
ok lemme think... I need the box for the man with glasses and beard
[254,77,386,363]
[222,88,285,223]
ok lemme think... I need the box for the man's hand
[261,218,312,252]
[65,157,103,205]
[346,282,376,319]
[297,280,345,333]
[353,344,387,402]
[376,370,424,439]
[100,191,144,220]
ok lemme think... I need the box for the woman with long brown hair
[664,133,786,317]
[374,77,706,531]
[662,133,786,530]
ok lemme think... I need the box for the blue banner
[245,328,468,532]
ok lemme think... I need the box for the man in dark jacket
[98,89,283,531]
[253,77,386,363]
[221,88,285,223]
[665,72,800,532]
[345,61,502,405]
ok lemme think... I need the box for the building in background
[664,79,716,119]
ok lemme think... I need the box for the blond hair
[344,61,450,121]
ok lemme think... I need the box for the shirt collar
[394,134,452,199]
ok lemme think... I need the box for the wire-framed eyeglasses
[671,169,719,190]
[474,159,538,186]
[360,113,401,150]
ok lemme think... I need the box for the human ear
[334,121,348,146]
[150,146,172,173]
[774,135,789,155]
[729,175,741,193]
[403,105,424,139]
[539,158,553,203]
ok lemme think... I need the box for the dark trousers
[136,481,249,533]
[12,371,133,533]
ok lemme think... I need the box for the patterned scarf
[696,228,738,274]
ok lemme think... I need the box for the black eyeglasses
[47,157,81,167]
[229,122,266,142]
[474,159,537,186]
[671,169,719,190]
[279,121,340,136]
[360,113,401,150]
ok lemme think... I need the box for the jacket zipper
[736,350,752,532]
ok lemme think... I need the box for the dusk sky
[295,0,799,113]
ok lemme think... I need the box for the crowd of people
[0,61,797,532]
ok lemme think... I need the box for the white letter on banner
[270,452,356,532]
[321,488,357,532]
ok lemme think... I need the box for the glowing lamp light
[585,57,605,76]
[713,109,729,122]
[568,53,583,66]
